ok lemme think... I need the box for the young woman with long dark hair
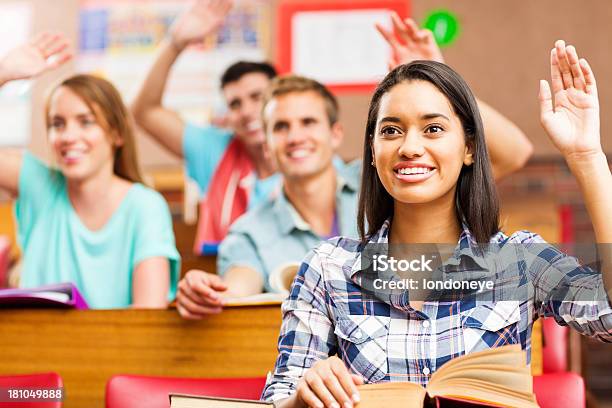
[263,41,611,408]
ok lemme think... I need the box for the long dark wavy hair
[357,61,499,243]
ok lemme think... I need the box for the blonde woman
[0,34,180,309]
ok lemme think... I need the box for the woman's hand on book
[0,32,72,86]
[539,40,602,164]
[292,356,362,408]
[176,270,228,319]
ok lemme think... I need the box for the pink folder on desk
[0,282,89,309]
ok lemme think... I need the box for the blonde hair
[45,74,143,183]
[262,74,339,127]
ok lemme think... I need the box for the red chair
[0,372,63,408]
[0,235,11,287]
[533,372,585,408]
[105,375,267,408]
[541,317,569,373]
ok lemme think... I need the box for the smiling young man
[176,75,360,317]
[131,0,279,251]
[175,70,533,318]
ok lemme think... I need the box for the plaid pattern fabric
[261,220,612,402]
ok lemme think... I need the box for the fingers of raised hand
[216,0,233,15]
[197,0,232,18]
[554,40,575,90]
[566,45,586,91]
[46,49,73,69]
[32,33,69,59]
[551,40,597,98]
[579,58,597,96]
[402,18,424,43]
[549,48,564,95]
[538,80,554,123]
[389,12,411,42]
[375,22,399,48]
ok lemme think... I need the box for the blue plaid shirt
[262,220,612,402]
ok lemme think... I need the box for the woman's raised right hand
[0,32,71,85]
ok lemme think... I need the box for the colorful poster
[77,0,269,125]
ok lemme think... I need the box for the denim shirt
[217,160,361,291]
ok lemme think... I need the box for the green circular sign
[423,10,460,47]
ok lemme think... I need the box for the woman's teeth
[397,167,432,175]
[62,150,85,159]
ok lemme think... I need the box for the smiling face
[264,90,342,180]
[47,86,117,182]
[223,72,272,148]
[372,80,473,206]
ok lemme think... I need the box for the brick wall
[497,157,612,243]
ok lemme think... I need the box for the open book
[357,345,538,407]
[223,292,287,307]
[170,345,537,408]
[0,282,89,309]
[267,262,299,294]
[222,263,300,307]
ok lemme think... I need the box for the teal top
[217,160,361,292]
[182,122,280,209]
[15,152,180,309]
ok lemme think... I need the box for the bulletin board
[276,0,409,93]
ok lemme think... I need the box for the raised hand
[0,32,72,84]
[170,0,233,51]
[539,40,601,159]
[375,12,444,71]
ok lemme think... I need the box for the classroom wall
[9,0,612,169]
[331,0,612,160]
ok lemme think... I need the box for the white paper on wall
[292,9,392,86]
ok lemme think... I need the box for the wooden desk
[0,305,543,407]
[0,306,282,408]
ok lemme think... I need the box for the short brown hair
[262,74,339,127]
[46,74,143,183]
